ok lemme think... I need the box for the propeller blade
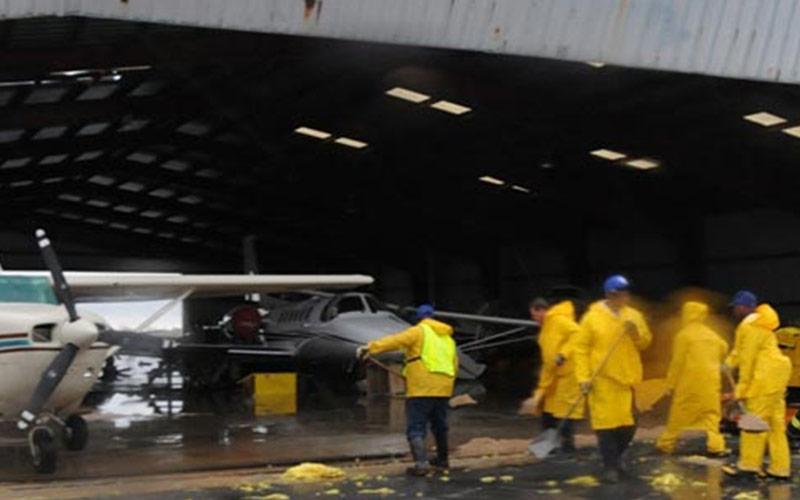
[98,330,168,357]
[18,343,79,430]
[35,229,78,322]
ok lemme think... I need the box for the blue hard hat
[603,274,631,294]
[730,290,757,309]
[416,304,435,320]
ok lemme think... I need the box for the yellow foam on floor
[358,487,396,496]
[480,476,497,483]
[650,472,683,491]
[282,463,345,482]
[733,492,762,500]
[564,475,599,486]
[499,475,514,482]
[323,489,341,495]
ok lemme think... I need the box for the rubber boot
[429,432,449,470]
[406,438,430,477]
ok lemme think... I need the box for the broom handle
[721,364,748,412]
[554,325,631,431]
[368,356,405,378]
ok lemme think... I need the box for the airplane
[0,229,373,474]
[172,291,537,389]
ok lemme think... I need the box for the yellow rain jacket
[573,301,652,430]
[728,304,792,477]
[533,301,584,419]
[656,302,728,454]
[367,318,458,398]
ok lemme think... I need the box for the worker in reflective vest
[357,304,458,476]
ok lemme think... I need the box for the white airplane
[0,229,373,473]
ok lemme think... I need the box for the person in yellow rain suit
[724,291,792,479]
[656,301,729,456]
[356,304,458,476]
[573,274,652,484]
[527,297,584,453]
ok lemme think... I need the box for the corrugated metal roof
[2,0,792,84]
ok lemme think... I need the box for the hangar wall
[6,0,800,84]
[376,208,800,325]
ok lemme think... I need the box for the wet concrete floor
[1,355,799,499]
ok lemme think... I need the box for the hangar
[2,1,800,497]
[2,13,800,319]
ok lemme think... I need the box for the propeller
[18,229,173,430]
[18,229,97,430]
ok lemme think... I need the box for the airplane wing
[6,272,373,302]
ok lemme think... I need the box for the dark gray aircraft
[170,291,537,388]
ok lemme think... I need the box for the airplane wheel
[63,415,88,451]
[30,427,57,474]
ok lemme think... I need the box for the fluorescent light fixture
[511,185,531,193]
[590,149,626,161]
[479,176,505,186]
[744,112,787,127]
[782,126,800,138]
[430,100,471,115]
[625,158,660,170]
[334,137,368,149]
[385,87,430,103]
[586,61,606,68]
[294,126,331,140]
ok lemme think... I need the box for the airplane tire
[63,415,89,451]
[31,428,57,474]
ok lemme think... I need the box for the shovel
[529,327,630,459]
[721,366,770,432]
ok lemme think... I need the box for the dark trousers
[406,397,449,441]
[596,426,636,470]
[542,412,576,450]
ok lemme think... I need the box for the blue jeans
[406,397,449,441]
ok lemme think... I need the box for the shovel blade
[738,413,770,432]
[528,428,559,459]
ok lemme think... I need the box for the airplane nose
[55,318,99,348]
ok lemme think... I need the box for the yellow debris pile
[499,475,514,482]
[323,489,341,496]
[732,492,762,500]
[650,472,683,491]
[282,463,345,482]
[564,475,599,487]
[480,476,497,483]
[237,480,274,494]
[358,487,396,496]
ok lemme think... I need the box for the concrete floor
[0,355,798,499]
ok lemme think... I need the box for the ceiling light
[294,126,331,140]
[430,100,471,115]
[385,87,430,103]
[590,149,626,161]
[479,176,505,186]
[744,112,787,127]
[511,185,531,193]
[586,61,607,68]
[334,137,368,149]
[782,126,800,138]
[625,158,660,170]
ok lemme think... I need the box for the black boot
[429,432,449,470]
[406,438,430,476]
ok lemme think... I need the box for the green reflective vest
[415,323,456,378]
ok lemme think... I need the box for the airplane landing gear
[63,415,88,451]
[29,427,57,474]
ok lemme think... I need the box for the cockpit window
[336,296,365,314]
[365,295,390,313]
